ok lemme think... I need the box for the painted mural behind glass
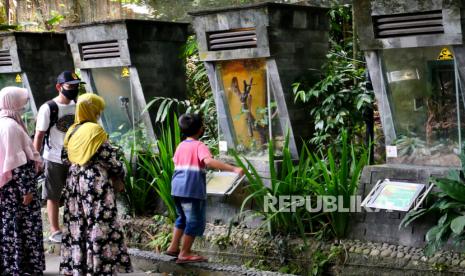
[218,59,268,156]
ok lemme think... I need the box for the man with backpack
[33,71,82,243]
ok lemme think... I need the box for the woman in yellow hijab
[60,93,132,275]
[64,93,107,165]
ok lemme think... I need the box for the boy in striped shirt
[165,114,244,263]
[166,113,243,263]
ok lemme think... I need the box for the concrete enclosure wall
[126,20,188,126]
[65,20,188,131]
[191,3,330,155]
[15,32,75,108]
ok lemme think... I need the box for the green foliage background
[293,3,374,150]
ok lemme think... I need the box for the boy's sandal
[176,255,208,264]
[163,250,180,257]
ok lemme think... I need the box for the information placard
[364,180,425,211]
[206,172,244,195]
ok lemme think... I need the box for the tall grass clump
[139,117,181,222]
[233,130,368,242]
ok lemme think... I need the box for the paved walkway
[44,254,163,276]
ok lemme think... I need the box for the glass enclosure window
[89,67,141,145]
[381,46,464,166]
[217,59,269,157]
[0,73,35,135]
[0,73,20,87]
[269,83,284,156]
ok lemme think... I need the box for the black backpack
[43,100,59,148]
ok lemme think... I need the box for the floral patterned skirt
[0,180,45,275]
[60,165,132,275]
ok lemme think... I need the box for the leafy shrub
[121,146,157,217]
[400,154,465,256]
[293,3,374,150]
[144,35,218,154]
[308,131,368,239]
[233,134,318,244]
[144,96,217,155]
[233,130,368,242]
[293,46,372,149]
[138,117,181,222]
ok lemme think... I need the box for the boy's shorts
[42,160,68,201]
[173,196,206,237]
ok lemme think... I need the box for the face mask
[61,87,79,101]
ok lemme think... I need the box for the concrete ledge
[43,212,465,275]
[128,248,296,276]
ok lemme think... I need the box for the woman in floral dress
[60,93,132,275]
[0,86,44,275]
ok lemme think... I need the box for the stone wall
[191,3,329,156]
[120,217,465,275]
[267,5,329,149]
[126,20,188,128]
[15,32,75,108]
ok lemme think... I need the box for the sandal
[163,250,180,258]
[48,230,62,243]
[176,255,208,264]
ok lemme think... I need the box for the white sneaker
[48,230,62,243]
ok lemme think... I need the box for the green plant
[400,154,465,256]
[212,235,231,250]
[45,10,64,30]
[121,146,157,217]
[143,35,218,153]
[395,134,426,156]
[144,96,218,155]
[432,262,448,272]
[278,263,302,275]
[21,110,35,136]
[232,133,319,245]
[307,130,369,239]
[311,246,343,276]
[232,130,367,243]
[146,231,172,252]
[111,122,152,154]
[293,47,372,149]
[182,36,211,101]
[139,116,181,222]
[293,3,374,150]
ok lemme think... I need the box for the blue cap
[57,71,82,85]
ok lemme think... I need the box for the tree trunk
[5,0,9,24]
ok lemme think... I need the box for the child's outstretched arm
[204,157,244,176]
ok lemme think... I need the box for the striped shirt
[171,139,212,199]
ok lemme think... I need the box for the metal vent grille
[0,50,12,67]
[373,10,444,38]
[79,40,120,61]
[208,28,257,51]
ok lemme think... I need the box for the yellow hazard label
[121,67,130,78]
[15,74,22,83]
[438,47,453,60]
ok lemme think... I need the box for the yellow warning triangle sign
[121,67,130,78]
[438,47,453,60]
